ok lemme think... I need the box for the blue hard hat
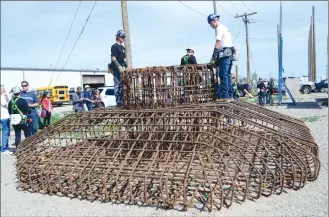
[115,30,126,38]
[207,14,220,24]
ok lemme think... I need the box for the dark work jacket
[257,81,266,90]
[180,55,197,65]
[110,42,126,70]
[8,97,31,116]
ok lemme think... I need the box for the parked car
[299,80,316,94]
[315,79,328,93]
[97,86,116,107]
[272,82,286,95]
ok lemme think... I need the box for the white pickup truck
[299,80,316,94]
[283,77,315,94]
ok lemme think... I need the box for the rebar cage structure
[122,64,217,109]
[16,100,320,212]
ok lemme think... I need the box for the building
[0,67,114,90]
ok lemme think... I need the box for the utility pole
[312,6,316,82]
[213,1,218,38]
[278,1,283,104]
[235,65,239,82]
[121,0,132,68]
[308,19,311,81]
[235,12,257,85]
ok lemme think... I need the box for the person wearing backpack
[40,92,53,128]
[8,86,31,149]
[180,47,197,65]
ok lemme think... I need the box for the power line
[48,1,82,87]
[240,1,253,12]
[54,1,97,85]
[233,31,240,43]
[229,1,242,14]
[177,1,207,17]
[255,19,328,24]
[216,2,235,17]
[239,2,255,23]
[235,12,257,84]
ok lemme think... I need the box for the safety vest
[11,98,25,118]
[10,97,27,125]
[183,55,189,65]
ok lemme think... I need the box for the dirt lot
[1,93,328,217]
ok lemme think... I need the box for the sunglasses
[21,85,28,87]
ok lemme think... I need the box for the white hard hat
[11,86,21,94]
[186,47,194,53]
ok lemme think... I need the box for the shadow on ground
[315,97,328,104]
[285,101,323,109]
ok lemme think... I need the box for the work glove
[212,47,220,59]
[118,65,125,73]
[210,58,216,65]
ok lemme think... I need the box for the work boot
[216,98,231,103]
[230,98,234,102]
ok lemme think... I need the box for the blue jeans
[217,57,233,99]
[114,69,122,106]
[265,94,270,104]
[258,92,265,105]
[13,122,31,147]
[1,118,10,152]
[29,112,38,136]
[36,111,43,129]
[86,102,93,111]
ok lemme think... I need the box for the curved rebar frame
[15,64,320,212]
[16,106,320,212]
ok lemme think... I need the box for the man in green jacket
[181,47,197,65]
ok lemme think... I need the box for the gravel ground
[1,95,328,217]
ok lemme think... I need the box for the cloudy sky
[1,1,328,79]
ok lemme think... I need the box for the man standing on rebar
[208,14,234,103]
[109,30,128,107]
[180,47,197,65]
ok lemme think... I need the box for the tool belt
[219,47,240,61]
